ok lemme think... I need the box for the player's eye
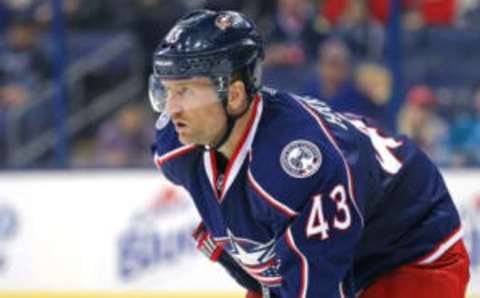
[179,87,193,97]
[164,86,193,101]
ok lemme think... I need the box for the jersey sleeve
[152,118,199,186]
[248,127,364,297]
[273,182,363,297]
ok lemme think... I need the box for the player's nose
[165,95,184,116]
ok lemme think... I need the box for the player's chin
[177,134,192,145]
[178,133,199,146]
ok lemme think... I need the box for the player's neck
[217,102,255,159]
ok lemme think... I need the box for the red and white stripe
[297,100,364,227]
[247,169,299,218]
[242,268,283,287]
[339,282,346,298]
[203,94,263,202]
[417,225,464,265]
[234,258,283,286]
[242,259,276,274]
[154,144,197,168]
[203,150,219,199]
[285,227,309,298]
[252,275,283,287]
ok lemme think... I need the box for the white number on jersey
[306,185,351,239]
[295,94,404,174]
[306,194,330,239]
[348,119,403,174]
[331,184,351,230]
[297,95,403,175]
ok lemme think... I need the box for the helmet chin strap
[210,114,236,150]
[209,95,251,150]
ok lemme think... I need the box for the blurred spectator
[320,0,349,26]
[1,0,39,17]
[264,0,328,66]
[322,0,385,60]
[0,1,10,32]
[0,17,51,167]
[33,0,132,29]
[368,0,407,25]
[201,0,248,11]
[0,17,50,84]
[303,38,352,98]
[355,63,391,106]
[241,0,277,25]
[92,104,153,168]
[319,0,456,31]
[448,112,477,167]
[416,0,456,26]
[127,0,187,74]
[470,90,480,164]
[447,86,480,167]
[459,0,480,27]
[368,0,456,30]
[302,39,390,129]
[354,62,391,127]
[398,85,450,165]
[1,0,479,170]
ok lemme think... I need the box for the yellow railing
[0,293,240,298]
[0,293,478,298]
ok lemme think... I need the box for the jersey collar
[203,93,263,202]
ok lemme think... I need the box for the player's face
[162,77,227,146]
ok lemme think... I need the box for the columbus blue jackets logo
[280,140,322,178]
[216,230,283,287]
[215,14,234,30]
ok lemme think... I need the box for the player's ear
[227,80,248,115]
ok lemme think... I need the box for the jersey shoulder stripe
[154,144,197,168]
[247,167,299,218]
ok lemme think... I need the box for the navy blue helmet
[149,9,264,113]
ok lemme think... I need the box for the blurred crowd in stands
[1,0,480,169]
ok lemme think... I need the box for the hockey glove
[192,222,262,293]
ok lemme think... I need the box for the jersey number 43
[306,184,351,239]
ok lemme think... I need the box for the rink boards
[0,170,478,296]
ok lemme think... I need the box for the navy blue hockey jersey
[153,88,462,298]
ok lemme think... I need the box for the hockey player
[149,10,470,298]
